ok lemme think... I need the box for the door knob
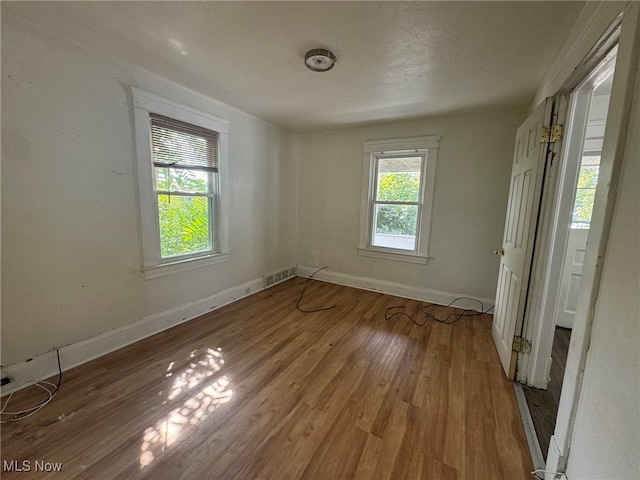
[494,247,505,256]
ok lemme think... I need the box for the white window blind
[150,113,219,172]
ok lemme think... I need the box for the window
[371,154,423,251]
[151,114,218,259]
[132,88,230,278]
[571,118,604,230]
[571,157,599,229]
[358,136,439,263]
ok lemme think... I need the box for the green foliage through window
[158,194,211,258]
[375,170,421,236]
[156,167,209,193]
[151,126,216,259]
[375,204,418,236]
[571,165,599,229]
[376,172,420,202]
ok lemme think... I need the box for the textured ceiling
[3,1,586,132]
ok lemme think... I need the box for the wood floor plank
[423,457,460,480]
[522,326,571,459]
[464,358,508,480]
[298,406,370,480]
[354,400,410,480]
[389,402,427,479]
[443,340,466,471]
[352,332,407,433]
[351,432,384,480]
[488,362,535,479]
[420,342,452,464]
[1,279,533,479]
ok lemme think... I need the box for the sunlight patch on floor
[140,348,233,469]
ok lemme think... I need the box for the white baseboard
[514,382,546,471]
[295,265,495,311]
[1,275,271,396]
[545,435,567,480]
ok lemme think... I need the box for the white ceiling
[4,1,586,132]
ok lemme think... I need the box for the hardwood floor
[522,326,571,459]
[1,278,533,479]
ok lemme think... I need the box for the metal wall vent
[264,267,296,289]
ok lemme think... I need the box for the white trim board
[0,272,293,396]
[296,265,494,311]
[514,382,545,471]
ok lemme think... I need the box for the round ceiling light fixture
[305,48,337,72]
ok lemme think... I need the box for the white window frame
[358,136,439,264]
[132,87,230,279]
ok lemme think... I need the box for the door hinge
[512,336,532,354]
[540,124,563,143]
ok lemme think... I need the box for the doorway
[521,45,617,461]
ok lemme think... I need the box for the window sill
[143,252,231,279]
[357,247,429,264]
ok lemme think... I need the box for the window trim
[132,87,231,279]
[358,135,439,263]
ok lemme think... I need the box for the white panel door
[554,228,588,329]
[492,99,553,379]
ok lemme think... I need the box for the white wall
[565,51,640,480]
[1,15,298,367]
[296,111,522,301]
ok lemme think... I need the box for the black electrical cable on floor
[296,266,337,313]
[384,297,495,327]
[385,305,429,326]
[1,349,62,423]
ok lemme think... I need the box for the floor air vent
[264,267,295,289]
